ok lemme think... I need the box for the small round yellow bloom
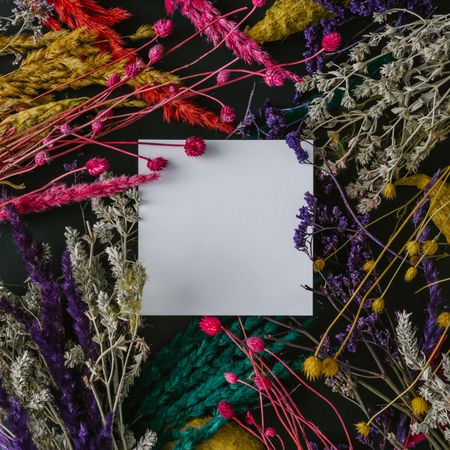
[321,358,339,378]
[410,396,429,416]
[409,256,420,266]
[404,266,417,282]
[405,241,420,257]
[303,356,322,381]
[421,240,438,257]
[437,311,450,328]
[362,260,376,272]
[313,258,326,273]
[372,297,385,314]
[382,182,396,200]
[355,422,370,438]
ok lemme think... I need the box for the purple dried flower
[0,382,36,450]
[62,251,97,361]
[286,131,308,162]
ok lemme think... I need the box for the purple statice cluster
[9,1,53,43]
[0,206,112,450]
[286,131,309,163]
[293,191,349,257]
[303,0,433,73]
[263,101,286,139]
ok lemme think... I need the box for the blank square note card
[138,140,313,315]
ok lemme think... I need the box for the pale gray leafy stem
[298,10,450,213]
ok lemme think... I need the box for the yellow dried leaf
[245,0,331,42]
[396,173,450,243]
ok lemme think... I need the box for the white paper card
[138,140,313,315]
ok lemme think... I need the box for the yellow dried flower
[371,297,385,314]
[313,258,325,273]
[382,182,396,200]
[409,256,420,266]
[410,396,429,416]
[321,358,339,378]
[437,312,450,328]
[362,260,375,272]
[405,241,420,257]
[355,422,370,438]
[404,267,417,282]
[303,356,322,381]
[421,240,438,256]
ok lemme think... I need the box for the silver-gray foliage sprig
[0,187,154,449]
[298,10,450,213]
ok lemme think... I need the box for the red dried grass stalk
[143,86,233,133]
[0,173,159,221]
[45,0,131,56]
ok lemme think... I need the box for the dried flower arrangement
[298,10,450,213]
[0,187,156,449]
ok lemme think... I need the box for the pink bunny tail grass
[0,174,159,221]
[167,0,295,81]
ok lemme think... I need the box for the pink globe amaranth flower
[263,68,285,87]
[255,374,272,391]
[107,73,121,88]
[58,123,71,136]
[247,336,265,353]
[216,70,230,85]
[224,372,238,384]
[85,157,110,176]
[42,136,54,148]
[199,316,222,336]
[217,401,234,419]
[147,157,168,172]
[220,105,236,123]
[184,136,206,157]
[154,18,174,38]
[125,59,143,78]
[252,0,267,6]
[246,411,255,425]
[148,44,165,64]
[322,32,342,52]
[265,427,276,438]
[34,151,48,166]
[91,120,103,134]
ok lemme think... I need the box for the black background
[0,1,449,448]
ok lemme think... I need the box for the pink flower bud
[184,136,206,157]
[148,44,165,64]
[217,401,234,419]
[85,157,110,176]
[224,372,238,384]
[255,375,272,391]
[252,0,267,6]
[263,68,285,87]
[322,32,342,52]
[265,427,276,438]
[107,73,121,88]
[42,136,54,148]
[58,123,72,136]
[125,60,143,78]
[91,120,103,134]
[154,18,174,38]
[216,70,230,85]
[147,157,168,172]
[220,105,236,123]
[246,411,255,425]
[199,316,222,336]
[34,151,48,166]
[246,336,265,353]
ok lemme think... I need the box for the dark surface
[0,1,449,449]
